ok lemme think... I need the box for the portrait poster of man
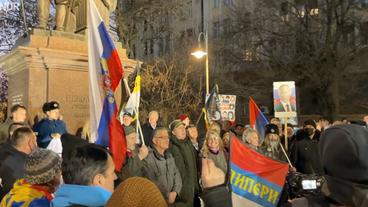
[217,95,236,121]
[273,81,297,118]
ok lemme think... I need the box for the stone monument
[0,1,137,134]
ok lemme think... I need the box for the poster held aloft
[273,81,298,151]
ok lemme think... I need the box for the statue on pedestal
[37,0,117,32]
[38,0,69,31]
[94,0,117,27]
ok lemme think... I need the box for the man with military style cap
[33,101,67,148]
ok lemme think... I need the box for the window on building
[223,0,233,6]
[281,2,289,16]
[144,41,148,56]
[150,39,154,55]
[213,21,220,38]
[343,24,355,46]
[243,49,253,62]
[143,20,148,32]
[223,19,231,35]
[131,44,136,58]
[362,0,368,7]
[360,22,368,44]
[165,35,171,53]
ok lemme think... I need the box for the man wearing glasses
[142,127,182,205]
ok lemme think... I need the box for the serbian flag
[249,97,269,140]
[87,0,126,171]
[230,137,289,207]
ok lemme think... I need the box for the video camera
[287,171,325,198]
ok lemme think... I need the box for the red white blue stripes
[88,0,126,171]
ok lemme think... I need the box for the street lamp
[191,31,209,95]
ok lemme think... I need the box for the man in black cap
[291,119,323,175]
[169,119,199,207]
[289,124,368,206]
[33,101,67,148]
[260,123,288,162]
[122,111,134,127]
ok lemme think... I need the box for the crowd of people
[0,101,368,207]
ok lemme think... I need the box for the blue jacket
[51,184,111,207]
[33,119,67,148]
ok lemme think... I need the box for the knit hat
[124,126,136,136]
[169,119,184,131]
[304,119,316,129]
[106,177,168,207]
[265,124,279,135]
[42,101,60,113]
[319,125,368,183]
[177,114,188,122]
[24,148,61,185]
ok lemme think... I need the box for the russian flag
[249,97,269,140]
[88,0,126,171]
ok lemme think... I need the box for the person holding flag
[249,97,269,141]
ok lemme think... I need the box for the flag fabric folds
[205,84,220,122]
[249,97,269,140]
[88,0,126,171]
[124,64,141,116]
[230,137,289,207]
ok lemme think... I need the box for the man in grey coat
[143,127,182,206]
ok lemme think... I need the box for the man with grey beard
[260,124,288,162]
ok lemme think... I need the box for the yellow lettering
[253,183,261,196]
[260,185,270,198]
[247,177,255,193]
[234,174,245,189]
[230,169,236,184]
[268,188,279,204]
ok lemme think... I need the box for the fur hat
[169,119,184,131]
[42,101,60,113]
[304,119,316,129]
[265,124,279,135]
[320,124,368,183]
[106,177,168,207]
[24,148,61,185]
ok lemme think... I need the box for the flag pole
[284,117,288,151]
[279,142,294,168]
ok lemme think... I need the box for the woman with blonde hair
[201,131,228,174]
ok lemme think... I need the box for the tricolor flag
[88,0,126,171]
[249,97,269,140]
[124,64,141,117]
[230,137,289,207]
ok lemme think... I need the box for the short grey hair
[242,128,258,143]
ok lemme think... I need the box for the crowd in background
[0,101,368,207]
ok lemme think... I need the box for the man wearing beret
[260,123,288,162]
[119,126,148,181]
[33,101,67,148]
[291,120,323,175]
[168,119,199,207]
